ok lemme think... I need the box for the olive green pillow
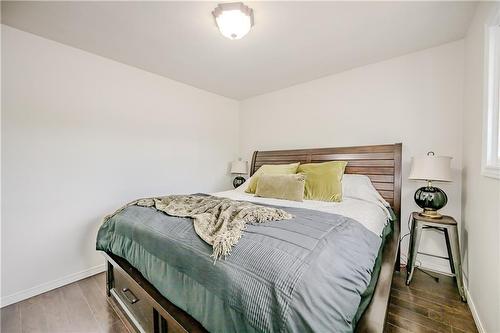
[255,174,306,202]
[297,161,348,202]
[246,162,300,194]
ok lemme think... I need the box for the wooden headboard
[250,143,402,218]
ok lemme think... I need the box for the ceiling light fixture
[212,2,254,40]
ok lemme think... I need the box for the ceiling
[1,1,477,100]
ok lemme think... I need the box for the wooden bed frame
[103,143,402,333]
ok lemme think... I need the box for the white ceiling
[1,1,477,100]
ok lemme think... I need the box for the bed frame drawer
[113,268,155,332]
[108,259,189,333]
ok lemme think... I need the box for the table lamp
[230,159,248,188]
[409,151,452,219]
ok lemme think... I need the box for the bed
[97,143,402,333]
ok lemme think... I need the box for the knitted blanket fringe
[104,195,293,261]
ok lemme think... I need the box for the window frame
[482,8,500,179]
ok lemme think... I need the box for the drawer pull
[121,287,139,304]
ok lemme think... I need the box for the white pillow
[342,174,389,207]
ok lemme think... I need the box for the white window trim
[481,7,500,179]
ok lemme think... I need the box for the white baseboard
[465,285,485,333]
[1,264,106,308]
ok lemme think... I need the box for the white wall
[1,25,239,305]
[4,16,498,332]
[462,3,500,332]
[239,41,465,274]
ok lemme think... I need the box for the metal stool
[406,212,466,302]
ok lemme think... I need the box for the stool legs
[406,214,466,302]
[406,221,423,285]
[444,229,455,274]
[446,225,466,302]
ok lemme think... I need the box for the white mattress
[212,189,390,236]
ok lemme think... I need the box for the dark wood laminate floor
[1,273,134,333]
[387,268,477,333]
[1,268,477,333]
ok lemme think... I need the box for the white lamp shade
[231,160,248,174]
[409,153,452,182]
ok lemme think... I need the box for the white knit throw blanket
[105,195,293,260]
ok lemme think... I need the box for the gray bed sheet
[96,199,385,333]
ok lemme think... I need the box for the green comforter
[97,198,392,332]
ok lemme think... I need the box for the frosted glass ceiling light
[212,2,254,40]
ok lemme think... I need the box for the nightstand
[406,212,466,302]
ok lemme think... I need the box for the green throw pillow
[255,174,306,202]
[297,161,347,202]
[246,162,300,194]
